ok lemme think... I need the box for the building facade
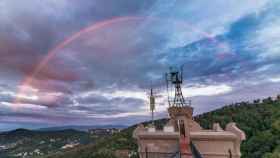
[133,105,246,158]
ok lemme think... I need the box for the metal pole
[228,149,232,158]
[145,147,148,158]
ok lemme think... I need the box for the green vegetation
[195,98,280,158]
[45,126,137,158]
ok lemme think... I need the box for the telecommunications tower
[165,66,191,107]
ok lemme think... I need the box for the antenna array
[165,66,191,107]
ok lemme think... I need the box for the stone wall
[133,105,246,158]
[134,127,180,158]
[190,128,244,158]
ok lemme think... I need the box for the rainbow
[15,16,148,104]
[15,16,228,105]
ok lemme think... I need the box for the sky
[0,0,280,131]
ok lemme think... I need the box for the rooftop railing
[190,141,203,158]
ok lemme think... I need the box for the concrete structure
[133,106,246,158]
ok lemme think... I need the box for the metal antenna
[165,66,191,107]
[149,88,155,124]
[180,65,183,84]
[165,73,171,107]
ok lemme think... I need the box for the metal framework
[166,66,191,107]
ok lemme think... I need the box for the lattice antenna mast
[166,67,190,107]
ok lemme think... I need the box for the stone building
[133,106,245,158]
[133,105,246,158]
[133,68,246,158]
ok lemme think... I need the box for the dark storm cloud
[75,94,145,114]
[0,0,154,78]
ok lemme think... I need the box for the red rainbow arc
[14,16,228,107]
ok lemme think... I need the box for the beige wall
[138,139,179,153]
[192,139,241,158]
[137,133,179,158]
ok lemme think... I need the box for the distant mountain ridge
[37,125,127,132]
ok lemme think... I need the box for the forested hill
[195,97,280,158]
[46,96,280,158]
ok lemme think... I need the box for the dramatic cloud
[0,0,280,131]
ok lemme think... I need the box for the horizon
[0,124,128,132]
[0,93,277,132]
[1,0,280,131]
[0,94,277,132]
